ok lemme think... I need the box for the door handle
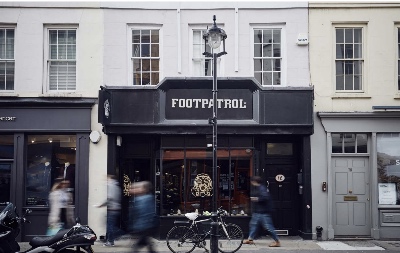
[349,190,352,193]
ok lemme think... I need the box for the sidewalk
[19,236,400,252]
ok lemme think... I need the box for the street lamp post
[203,15,227,253]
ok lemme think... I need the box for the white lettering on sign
[0,117,16,121]
[396,160,400,165]
[275,174,285,182]
[171,98,247,109]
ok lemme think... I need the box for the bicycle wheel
[217,223,244,253]
[166,226,197,253]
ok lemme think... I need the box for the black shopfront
[98,77,314,239]
[0,97,95,241]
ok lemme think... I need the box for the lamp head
[203,15,227,50]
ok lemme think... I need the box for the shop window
[266,143,292,156]
[0,135,13,206]
[332,133,368,153]
[377,133,400,205]
[26,135,76,206]
[161,149,252,216]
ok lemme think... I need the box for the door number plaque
[275,174,285,182]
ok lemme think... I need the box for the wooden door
[332,157,371,236]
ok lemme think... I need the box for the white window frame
[0,25,15,92]
[251,24,286,86]
[127,25,162,86]
[43,25,78,92]
[333,25,365,93]
[189,25,224,77]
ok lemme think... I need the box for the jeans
[248,213,279,242]
[106,210,124,243]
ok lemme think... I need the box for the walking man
[243,176,281,247]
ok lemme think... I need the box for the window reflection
[26,135,76,206]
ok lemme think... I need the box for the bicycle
[166,207,244,253]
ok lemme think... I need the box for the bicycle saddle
[185,212,198,220]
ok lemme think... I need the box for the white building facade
[0,1,315,240]
[310,2,400,240]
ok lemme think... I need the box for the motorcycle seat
[30,229,70,247]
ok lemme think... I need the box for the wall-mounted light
[31,138,36,143]
[48,138,53,143]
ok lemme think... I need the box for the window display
[161,149,251,216]
[26,135,76,206]
[377,133,400,205]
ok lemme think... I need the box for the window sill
[39,92,82,97]
[332,93,371,99]
[0,92,19,97]
[393,94,400,99]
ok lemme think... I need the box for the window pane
[336,29,344,43]
[356,134,367,153]
[263,30,272,43]
[354,28,362,43]
[151,72,159,85]
[263,59,272,71]
[151,30,159,43]
[0,135,13,159]
[141,44,150,57]
[49,30,58,44]
[67,30,76,44]
[273,72,281,85]
[142,72,150,85]
[26,135,76,207]
[345,74,353,90]
[273,29,281,43]
[336,44,344,58]
[58,30,67,44]
[354,75,361,90]
[354,44,361,58]
[345,29,353,43]
[377,133,400,205]
[151,44,159,57]
[345,44,353,59]
[133,44,140,57]
[263,72,272,85]
[141,30,150,43]
[273,44,281,57]
[332,133,343,153]
[254,44,262,57]
[132,30,140,43]
[263,44,272,57]
[254,59,262,71]
[344,134,356,153]
[254,30,262,43]
[267,143,293,155]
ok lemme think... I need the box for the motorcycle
[0,202,97,253]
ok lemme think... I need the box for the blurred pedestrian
[97,174,124,247]
[47,179,73,235]
[129,181,159,253]
[243,176,280,247]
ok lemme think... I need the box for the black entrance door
[263,143,300,236]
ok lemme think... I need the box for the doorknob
[349,190,352,193]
